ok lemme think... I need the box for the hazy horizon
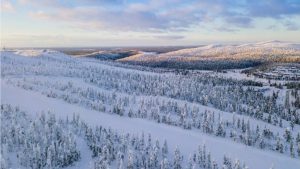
[3,40,300,49]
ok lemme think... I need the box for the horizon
[1,0,300,48]
[2,40,300,49]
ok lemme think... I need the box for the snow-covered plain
[1,49,300,169]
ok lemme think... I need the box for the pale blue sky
[1,0,300,47]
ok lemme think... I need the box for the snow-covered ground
[1,49,300,169]
[2,82,300,169]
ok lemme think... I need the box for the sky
[1,0,300,47]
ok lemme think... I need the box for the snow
[13,49,46,57]
[12,49,62,57]
[1,49,300,169]
[65,137,93,169]
[4,75,298,137]
[118,41,300,62]
[2,81,300,169]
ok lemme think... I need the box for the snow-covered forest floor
[1,49,300,169]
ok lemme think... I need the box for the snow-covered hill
[119,41,300,65]
[70,50,139,60]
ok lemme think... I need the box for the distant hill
[118,41,300,70]
[69,50,139,60]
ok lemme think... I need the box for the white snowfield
[13,49,63,57]
[1,49,300,169]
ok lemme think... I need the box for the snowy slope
[2,82,300,169]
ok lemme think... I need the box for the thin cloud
[2,0,15,12]
[246,0,300,18]
[18,0,300,32]
[154,35,185,40]
[225,16,253,28]
[284,21,300,31]
[215,26,237,32]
